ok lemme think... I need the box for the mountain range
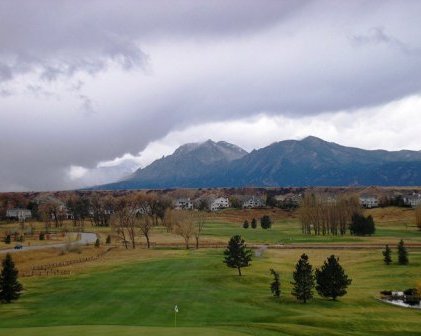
[92,136,421,189]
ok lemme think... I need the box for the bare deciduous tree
[111,196,137,249]
[136,214,154,248]
[165,210,196,249]
[193,211,207,249]
[299,193,361,236]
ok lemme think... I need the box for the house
[359,195,378,208]
[174,198,193,210]
[242,196,265,209]
[6,208,32,221]
[209,197,230,211]
[403,193,421,208]
[274,193,302,208]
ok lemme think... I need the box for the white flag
[174,305,179,313]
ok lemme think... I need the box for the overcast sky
[1,0,421,191]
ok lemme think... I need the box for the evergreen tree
[291,254,314,303]
[243,220,249,229]
[106,235,111,244]
[260,215,272,229]
[4,235,11,244]
[382,244,392,265]
[251,218,257,229]
[315,255,352,300]
[94,238,100,248]
[350,213,375,236]
[0,253,23,303]
[270,268,281,298]
[398,239,408,265]
[223,235,252,276]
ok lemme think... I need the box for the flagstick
[174,309,177,328]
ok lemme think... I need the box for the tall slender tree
[398,239,409,265]
[382,244,392,265]
[0,253,23,303]
[270,268,281,298]
[291,254,314,303]
[223,235,252,276]
[415,206,421,231]
[315,255,352,300]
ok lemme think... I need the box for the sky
[1,0,421,191]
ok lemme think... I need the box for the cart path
[0,232,97,254]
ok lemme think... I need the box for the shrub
[39,232,45,240]
[380,290,392,296]
[404,288,418,296]
[106,235,111,244]
[4,235,11,244]
[251,218,257,229]
[260,215,272,229]
[243,220,249,229]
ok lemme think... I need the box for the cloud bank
[1,1,421,190]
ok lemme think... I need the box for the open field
[0,246,420,336]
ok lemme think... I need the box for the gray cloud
[350,27,421,56]
[1,1,421,191]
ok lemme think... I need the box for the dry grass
[11,245,108,274]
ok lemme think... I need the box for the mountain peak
[92,137,421,190]
[301,136,327,144]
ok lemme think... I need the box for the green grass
[203,218,421,244]
[0,326,247,336]
[1,248,420,336]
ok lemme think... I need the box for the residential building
[6,208,32,221]
[359,195,379,208]
[242,196,265,209]
[174,198,193,210]
[403,194,421,208]
[209,197,230,211]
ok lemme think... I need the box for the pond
[380,291,421,310]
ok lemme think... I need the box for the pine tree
[243,220,249,229]
[106,235,111,244]
[382,244,392,265]
[94,238,100,248]
[291,253,314,303]
[0,253,23,303]
[223,235,252,276]
[315,255,352,300]
[398,239,408,265]
[270,268,281,298]
[260,215,272,229]
[251,218,257,229]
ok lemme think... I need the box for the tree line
[299,194,372,236]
